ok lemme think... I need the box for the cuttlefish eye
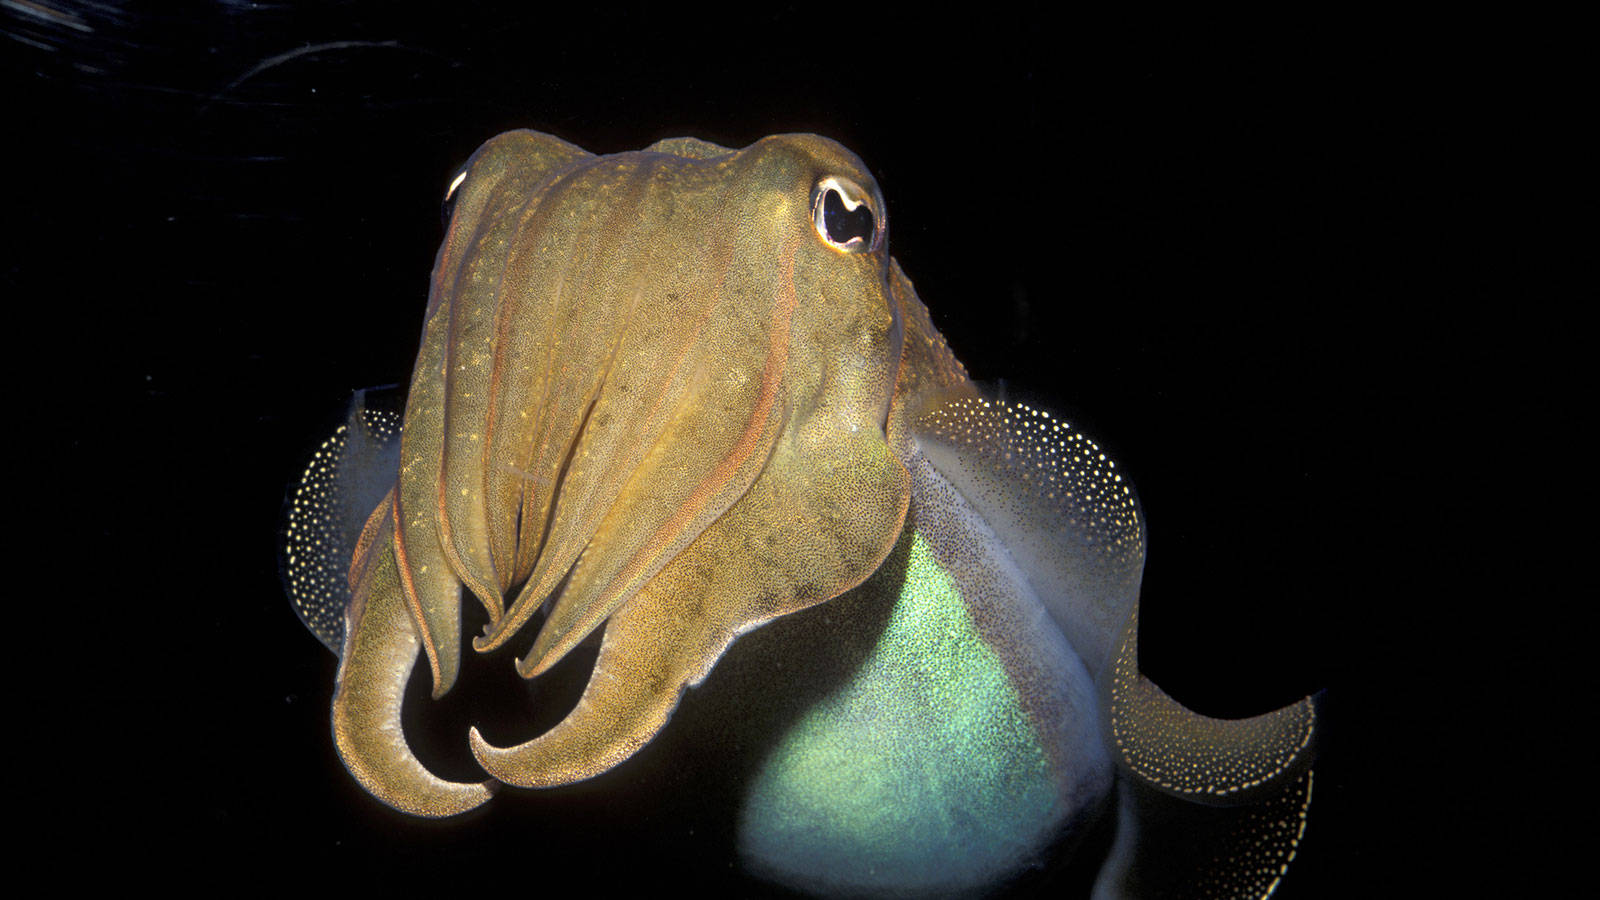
[440,165,469,227]
[811,175,883,253]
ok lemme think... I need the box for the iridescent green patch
[739,528,1059,895]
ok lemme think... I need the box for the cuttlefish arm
[469,140,911,785]
[301,134,599,817]
[329,132,910,800]
[331,489,496,816]
[471,402,909,785]
[396,131,595,698]
[282,390,489,817]
[287,129,1325,898]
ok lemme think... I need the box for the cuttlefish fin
[911,395,1321,803]
[470,421,910,788]
[1106,599,1321,806]
[331,490,494,817]
[1097,598,1319,898]
[911,397,1145,682]
[1092,769,1315,899]
[281,387,405,653]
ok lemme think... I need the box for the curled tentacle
[331,492,494,817]
[284,129,1326,894]
[472,406,910,787]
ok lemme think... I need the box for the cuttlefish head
[323,131,919,814]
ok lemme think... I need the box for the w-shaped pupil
[822,189,875,247]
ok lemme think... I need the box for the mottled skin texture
[286,131,1322,896]
[328,131,916,808]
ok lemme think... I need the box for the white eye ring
[444,169,468,204]
[811,176,884,254]
[441,166,471,227]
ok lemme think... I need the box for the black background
[10,4,1537,895]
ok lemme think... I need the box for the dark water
[11,4,1510,895]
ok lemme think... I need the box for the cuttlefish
[283,130,1321,898]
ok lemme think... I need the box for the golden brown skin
[302,133,1321,900]
[333,131,924,812]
